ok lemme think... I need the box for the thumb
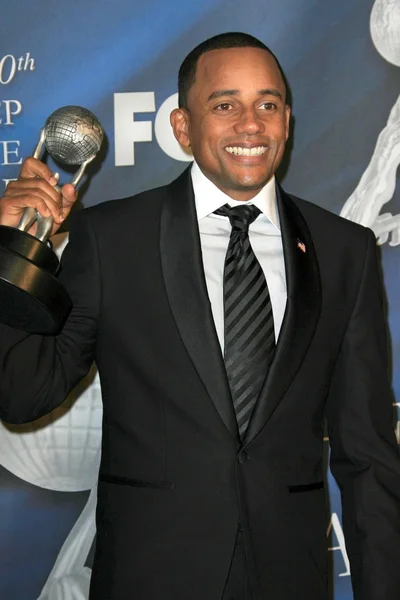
[60,183,78,216]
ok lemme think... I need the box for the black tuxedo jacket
[0,168,400,600]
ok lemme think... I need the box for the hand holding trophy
[0,106,104,334]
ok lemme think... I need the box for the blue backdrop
[0,0,399,598]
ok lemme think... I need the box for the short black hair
[178,32,289,109]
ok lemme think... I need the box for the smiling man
[171,44,290,200]
[0,32,400,600]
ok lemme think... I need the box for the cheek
[268,125,288,153]
[200,116,228,142]
[196,127,223,159]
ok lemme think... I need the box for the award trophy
[0,106,103,334]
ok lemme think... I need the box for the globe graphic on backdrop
[0,368,102,491]
[44,106,104,165]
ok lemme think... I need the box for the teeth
[225,146,267,156]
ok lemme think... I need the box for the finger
[19,157,58,185]
[60,183,78,217]
[5,177,63,205]
[2,190,65,224]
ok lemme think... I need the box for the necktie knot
[214,203,261,232]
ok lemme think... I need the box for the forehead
[193,47,284,96]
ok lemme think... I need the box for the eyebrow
[207,88,283,102]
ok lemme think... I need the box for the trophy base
[0,227,72,334]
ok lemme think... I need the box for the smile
[225,146,268,156]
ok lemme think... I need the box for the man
[0,32,399,600]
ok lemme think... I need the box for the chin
[235,175,271,190]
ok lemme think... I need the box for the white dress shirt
[191,161,287,352]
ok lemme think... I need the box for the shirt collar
[191,161,280,231]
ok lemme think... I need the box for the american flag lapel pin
[297,239,306,253]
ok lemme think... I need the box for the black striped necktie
[214,204,275,438]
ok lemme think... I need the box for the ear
[170,108,191,148]
[284,105,291,141]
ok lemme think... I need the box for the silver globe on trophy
[0,106,104,334]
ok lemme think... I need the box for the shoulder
[72,166,192,229]
[287,191,374,250]
[80,182,171,222]
[67,182,173,242]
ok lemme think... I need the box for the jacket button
[238,450,248,464]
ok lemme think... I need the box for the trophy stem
[71,154,96,187]
[33,127,46,159]
[17,207,38,233]
[35,212,54,242]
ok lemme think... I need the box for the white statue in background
[341,0,400,245]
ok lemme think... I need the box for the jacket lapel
[159,168,238,440]
[243,184,322,446]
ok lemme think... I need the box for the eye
[260,101,277,110]
[214,103,233,111]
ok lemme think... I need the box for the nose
[233,107,265,136]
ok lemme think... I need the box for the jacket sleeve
[0,209,100,423]
[325,229,400,600]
